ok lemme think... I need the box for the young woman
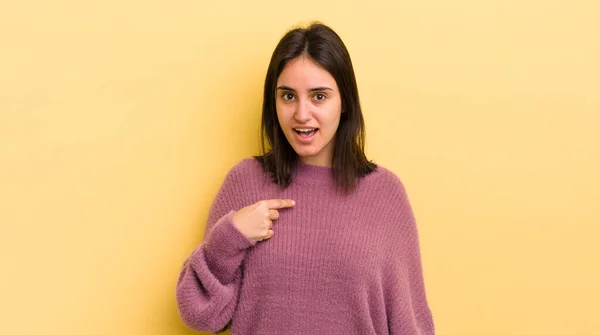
[176,22,435,334]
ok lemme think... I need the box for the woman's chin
[293,148,319,159]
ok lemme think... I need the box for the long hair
[255,22,376,193]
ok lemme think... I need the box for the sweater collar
[293,161,336,185]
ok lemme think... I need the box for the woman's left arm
[384,174,435,335]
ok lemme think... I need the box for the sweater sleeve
[175,163,256,333]
[385,173,435,335]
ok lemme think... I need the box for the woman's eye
[314,93,326,101]
[282,93,295,101]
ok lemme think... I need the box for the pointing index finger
[264,199,295,209]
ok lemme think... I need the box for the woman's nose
[294,100,312,123]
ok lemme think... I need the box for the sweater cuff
[204,211,256,259]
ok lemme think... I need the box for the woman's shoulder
[364,163,407,193]
[230,156,262,171]
[363,164,416,226]
[224,157,266,180]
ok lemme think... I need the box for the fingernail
[291,200,296,206]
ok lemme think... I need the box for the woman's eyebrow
[276,85,333,92]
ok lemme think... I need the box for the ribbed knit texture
[176,158,435,335]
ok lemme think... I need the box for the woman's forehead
[277,57,337,89]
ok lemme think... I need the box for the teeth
[295,128,315,133]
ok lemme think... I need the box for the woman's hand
[232,199,295,242]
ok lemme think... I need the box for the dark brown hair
[255,22,376,193]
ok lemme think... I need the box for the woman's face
[275,57,342,167]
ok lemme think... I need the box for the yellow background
[1,0,598,334]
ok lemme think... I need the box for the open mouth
[294,128,318,136]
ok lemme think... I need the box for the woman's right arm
[175,160,294,332]
[175,167,255,333]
